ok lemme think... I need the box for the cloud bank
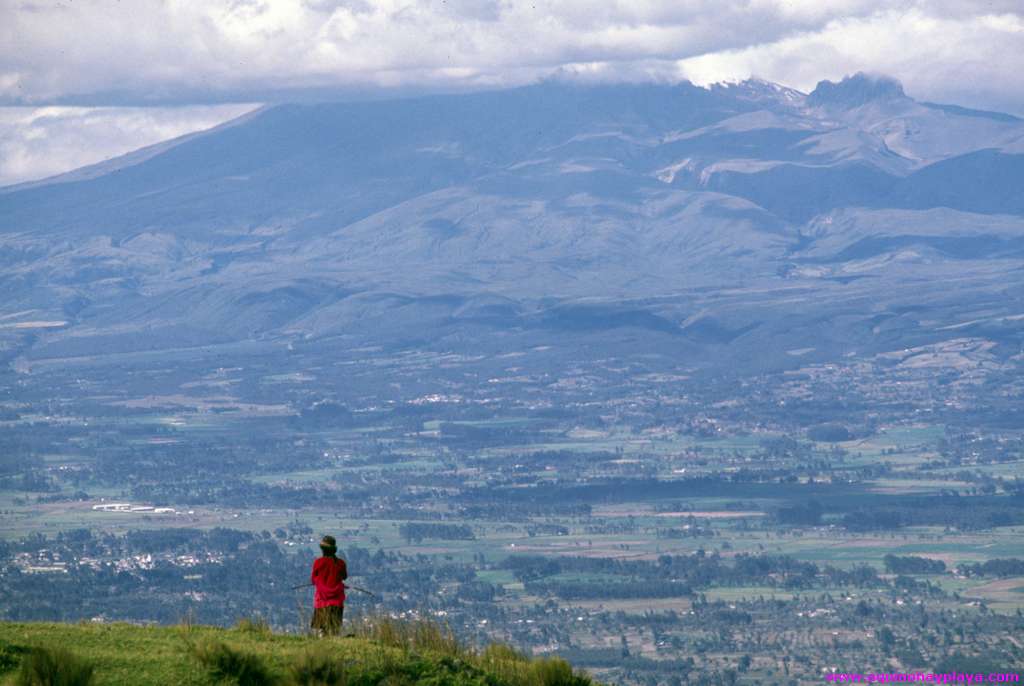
[0,105,257,187]
[2,0,1021,112]
[1,1,1021,184]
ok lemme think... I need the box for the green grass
[14,645,95,686]
[0,619,597,686]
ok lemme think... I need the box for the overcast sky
[1,0,1022,185]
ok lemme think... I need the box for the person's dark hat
[319,535,337,550]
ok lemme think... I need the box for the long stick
[291,582,378,598]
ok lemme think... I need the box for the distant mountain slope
[1,74,1023,370]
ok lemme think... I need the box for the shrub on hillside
[352,616,462,657]
[480,643,527,665]
[235,616,273,638]
[0,642,29,674]
[289,647,348,686]
[349,616,595,686]
[526,657,592,686]
[468,642,593,686]
[16,645,94,686]
[190,638,277,686]
[477,643,528,684]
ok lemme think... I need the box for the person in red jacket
[310,535,347,636]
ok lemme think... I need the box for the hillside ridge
[0,619,597,686]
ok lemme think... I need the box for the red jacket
[311,556,347,608]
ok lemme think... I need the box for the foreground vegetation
[0,618,595,686]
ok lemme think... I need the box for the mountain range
[2,73,1023,373]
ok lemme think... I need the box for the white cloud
[675,7,1024,115]
[1,1,1020,113]
[0,1,1021,185]
[0,104,257,186]
[0,1,982,101]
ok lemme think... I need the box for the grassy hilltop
[0,618,596,686]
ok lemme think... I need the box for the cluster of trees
[938,432,1024,465]
[775,500,823,526]
[655,526,715,539]
[92,435,330,483]
[505,552,890,597]
[398,523,475,543]
[883,555,946,575]
[840,496,1024,531]
[957,558,1024,577]
[525,579,694,600]
[459,502,591,519]
[130,480,374,508]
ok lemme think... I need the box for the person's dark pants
[311,604,344,636]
